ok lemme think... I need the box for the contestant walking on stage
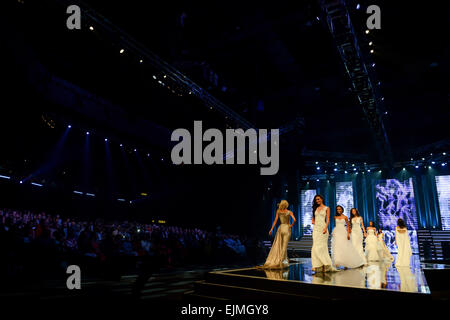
[350,208,367,264]
[377,228,394,262]
[260,200,296,269]
[331,206,365,269]
[365,221,380,261]
[311,195,335,272]
[395,218,412,267]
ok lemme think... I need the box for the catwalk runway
[192,255,448,300]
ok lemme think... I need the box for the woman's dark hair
[312,195,325,219]
[335,205,344,217]
[398,218,406,229]
[368,221,375,227]
[349,208,360,229]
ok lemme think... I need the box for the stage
[192,255,449,301]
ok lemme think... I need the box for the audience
[0,208,266,283]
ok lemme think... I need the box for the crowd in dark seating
[0,208,267,285]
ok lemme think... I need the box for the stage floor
[214,255,442,295]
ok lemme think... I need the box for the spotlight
[345,170,348,173]
[86,131,90,135]
[316,167,320,170]
[316,179,319,182]
[315,161,318,164]
[422,158,425,160]
[353,168,357,171]
[430,153,433,155]
[415,165,419,168]
[444,152,447,155]
[428,166,432,169]
[316,16,320,21]
[105,138,108,142]
[352,164,355,166]
[120,49,125,54]
[370,49,374,53]
[152,75,157,80]
[372,63,375,67]
[381,97,385,101]
[365,30,370,34]
[384,111,388,115]
[134,149,137,152]
[68,125,72,129]
[369,41,373,46]
[403,168,406,170]
[432,161,435,164]
[356,4,360,10]
[19,181,23,184]
[442,163,447,167]
[334,168,337,171]
[335,163,337,166]
[139,59,143,63]
[356,172,359,175]
[120,144,123,147]
[379,170,382,173]
[147,153,150,157]
[368,169,371,172]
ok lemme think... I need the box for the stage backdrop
[300,189,316,235]
[375,178,419,253]
[435,175,450,231]
[335,181,354,217]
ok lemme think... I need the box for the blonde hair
[277,200,289,211]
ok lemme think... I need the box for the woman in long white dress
[311,195,334,273]
[395,218,412,267]
[349,208,367,264]
[331,206,365,269]
[365,221,380,261]
[377,228,394,262]
[260,200,296,269]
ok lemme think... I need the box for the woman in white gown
[260,200,296,269]
[349,208,367,264]
[311,195,335,272]
[377,228,394,262]
[331,206,365,269]
[365,221,380,261]
[395,218,412,267]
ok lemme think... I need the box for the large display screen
[336,181,354,217]
[375,178,418,253]
[435,175,450,231]
[301,189,316,235]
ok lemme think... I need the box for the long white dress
[331,218,365,268]
[351,217,367,264]
[377,233,394,261]
[311,206,333,271]
[365,229,380,261]
[395,227,412,267]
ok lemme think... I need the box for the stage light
[139,59,143,63]
[429,166,432,169]
[315,161,318,164]
[381,97,384,101]
[189,91,192,94]
[368,169,371,172]
[370,49,374,53]
[105,138,108,142]
[379,170,382,173]
[372,63,375,67]
[415,165,419,168]
[430,153,433,155]
[356,4,360,9]
[163,75,167,78]
[73,190,83,195]
[134,149,137,152]
[117,198,126,202]
[31,182,43,187]
[411,158,413,161]
[316,179,319,182]
[0,175,11,180]
[356,172,359,175]
[335,163,337,165]
[120,144,123,147]
[384,111,388,115]
[147,153,150,157]
[120,49,125,54]
[403,168,406,170]
[353,168,356,171]
[442,163,447,166]
[19,180,23,184]
[89,26,94,31]
[422,158,425,160]
[68,125,72,129]
[334,168,337,171]
[369,41,373,46]
[365,30,369,34]
[316,16,320,21]
[444,152,447,155]
[316,167,320,170]
[352,164,355,166]
[152,75,157,80]
[86,193,95,197]
[86,131,90,135]
[432,161,436,164]
[345,171,348,173]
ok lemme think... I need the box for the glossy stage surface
[218,255,440,295]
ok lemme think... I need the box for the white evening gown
[395,227,412,267]
[365,229,380,261]
[311,206,334,271]
[377,233,394,262]
[351,217,367,264]
[332,219,365,268]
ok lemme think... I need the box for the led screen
[336,181,354,217]
[435,175,450,231]
[301,189,316,235]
